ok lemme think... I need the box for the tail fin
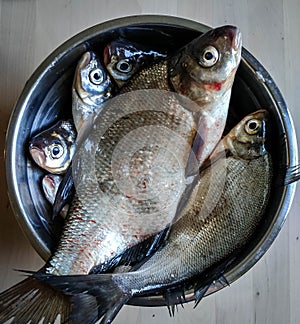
[35,272,130,324]
[0,276,71,323]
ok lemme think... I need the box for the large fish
[0,90,200,324]
[29,120,76,174]
[36,110,274,324]
[103,37,167,87]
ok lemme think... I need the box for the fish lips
[222,25,242,51]
[29,145,47,168]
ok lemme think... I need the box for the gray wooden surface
[0,1,299,323]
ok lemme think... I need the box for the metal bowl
[5,15,298,306]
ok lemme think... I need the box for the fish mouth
[76,51,97,75]
[79,51,92,67]
[29,146,46,167]
[225,26,242,51]
[232,29,242,51]
[44,174,56,188]
[103,43,112,66]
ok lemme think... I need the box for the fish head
[74,51,115,107]
[29,120,76,174]
[169,25,242,106]
[224,109,268,159]
[104,39,141,86]
[104,38,167,87]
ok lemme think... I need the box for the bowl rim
[5,14,298,306]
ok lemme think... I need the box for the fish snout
[224,26,242,51]
[29,145,46,167]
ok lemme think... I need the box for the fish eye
[116,60,133,73]
[245,119,261,135]
[199,46,219,68]
[89,68,104,85]
[49,143,64,159]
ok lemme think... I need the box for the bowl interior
[6,16,297,306]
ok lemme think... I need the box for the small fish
[36,110,274,323]
[29,120,76,174]
[53,51,117,216]
[103,37,167,87]
[42,174,69,218]
[72,51,116,133]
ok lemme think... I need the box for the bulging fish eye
[116,60,133,73]
[245,119,261,135]
[199,46,219,67]
[49,143,64,159]
[89,68,104,85]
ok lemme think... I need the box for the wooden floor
[0,1,299,323]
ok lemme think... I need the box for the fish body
[48,89,199,276]
[39,110,273,324]
[111,110,271,295]
[72,51,116,133]
[103,38,167,87]
[29,120,76,174]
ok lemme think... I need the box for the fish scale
[120,60,171,92]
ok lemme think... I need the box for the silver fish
[52,51,117,216]
[29,120,76,174]
[72,51,116,133]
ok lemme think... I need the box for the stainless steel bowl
[5,15,298,306]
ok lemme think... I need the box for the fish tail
[34,272,130,324]
[0,275,72,323]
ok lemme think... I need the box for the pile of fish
[0,25,299,324]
